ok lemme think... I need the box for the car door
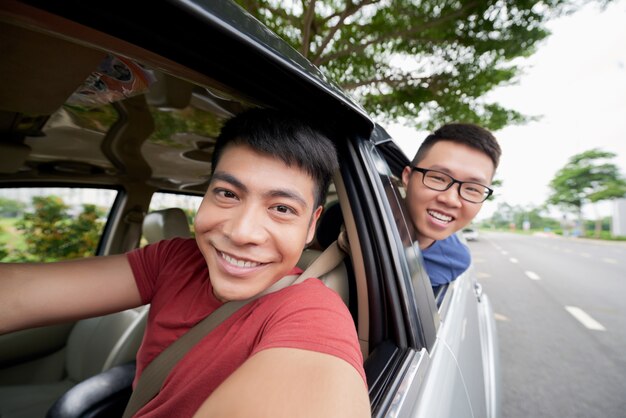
[352,125,499,417]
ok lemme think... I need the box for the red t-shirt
[127,238,365,417]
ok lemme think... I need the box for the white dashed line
[580,253,591,258]
[565,306,606,331]
[602,258,617,264]
[525,271,541,280]
[501,250,508,255]
[494,313,509,322]
[509,258,518,264]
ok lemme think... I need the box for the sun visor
[0,23,105,115]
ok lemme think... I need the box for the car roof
[0,0,374,193]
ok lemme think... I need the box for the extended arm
[193,347,370,418]
[0,255,142,334]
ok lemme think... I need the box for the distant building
[612,198,626,237]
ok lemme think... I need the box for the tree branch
[313,0,381,62]
[301,0,317,57]
[265,4,302,27]
[341,73,428,90]
[316,1,478,66]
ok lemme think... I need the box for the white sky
[387,0,626,221]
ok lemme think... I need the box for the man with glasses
[402,123,501,291]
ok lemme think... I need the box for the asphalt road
[467,231,626,418]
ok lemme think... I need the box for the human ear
[401,166,412,188]
[306,206,323,244]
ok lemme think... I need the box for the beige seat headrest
[142,208,191,244]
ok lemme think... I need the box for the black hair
[412,123,501,170]
[211,108,338,208]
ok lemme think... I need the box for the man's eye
[429,175,448,183]
[215,189,237,199]
[272,205,296,215]
[464,185,484,196]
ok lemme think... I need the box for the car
[463,227,480,241]
[0,1,500,417]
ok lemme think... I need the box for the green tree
[489,201,515,229]
[15,196,105,261]
[236,0,594,130]
[0,197,25,217]
[547,149,626,237]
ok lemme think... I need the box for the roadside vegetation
[480,148,626,241]
[0,196,105,262]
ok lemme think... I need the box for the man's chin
[420,225,454,242]
[213,285,253,303]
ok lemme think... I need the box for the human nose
[225,204,268,245]
[436,182,463,207]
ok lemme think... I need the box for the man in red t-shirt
[0,109,370,417]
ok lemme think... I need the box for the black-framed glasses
[412,167,493,203]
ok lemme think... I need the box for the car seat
[0,307,148,418]
[141,207,191,243]
[297,201,350,306]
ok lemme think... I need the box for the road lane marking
[501,250,508,255]
[476,272,491,278]
[602,257,617,264]
[509,258,518,263]
[494,313,509,322]
[525,271,541,280]
[565,306,606,331]
[580,252,591,258]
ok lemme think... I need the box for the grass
[0,217,27,253]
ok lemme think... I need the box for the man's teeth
[222,253,260,268]
[428,210,452,222]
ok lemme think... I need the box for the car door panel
[0,323,74,384]
[438,268,489,418]
[476,289,501,418]
[411,342,474,418]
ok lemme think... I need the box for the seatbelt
[122,237,346,418]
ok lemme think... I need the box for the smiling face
[194,144,322,302]
[402,140,495,250]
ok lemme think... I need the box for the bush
[12,196,104,262]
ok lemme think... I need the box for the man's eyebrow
[211,171,309,208]
[265,189,308,209]
[210,172,247,192]
[429,165,489,184]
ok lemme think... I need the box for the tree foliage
[13,196,105,262]
[547,148,626,216]
[235,0,588,130]
[0,197,25,217]
[485,201,560,230]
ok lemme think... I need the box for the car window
[0,187,117,262]
[371,142,437,316]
